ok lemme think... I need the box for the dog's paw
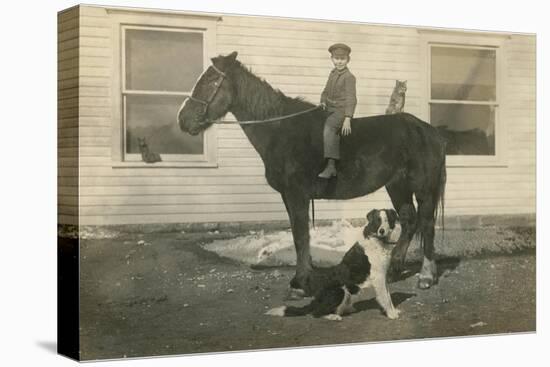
[324,314,343,321]
[386,308,401,320]
[265,306,286,317]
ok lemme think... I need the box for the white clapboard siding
[77,196,534,218]
[58,6,79,225]
[71,185,530,207]
[67,5,536,226]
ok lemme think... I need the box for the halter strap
[187,95,208,105]
[210,63,226,77]
[186,64,227,109]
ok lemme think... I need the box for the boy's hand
[341,117,352,136]
[320,102,327,110]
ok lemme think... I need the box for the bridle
[184,62,323,126]
[186,63,227,121]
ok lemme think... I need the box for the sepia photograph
[54,0,539,363]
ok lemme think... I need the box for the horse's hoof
[285,287,306,300]
[417,277,434,289]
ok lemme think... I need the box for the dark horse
[178,51,446,294]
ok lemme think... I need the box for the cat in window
[137,137,162,163]
[385,80,407,114]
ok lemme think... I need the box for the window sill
[445,155,508,168]
[112,161,219,169]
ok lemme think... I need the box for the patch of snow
[203,220,365,266]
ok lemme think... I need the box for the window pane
[125,29,204,92]
[431,47,496,101]
[125,95,204,155]
[431,104,495,155]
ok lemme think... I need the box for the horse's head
[177,51,238,135]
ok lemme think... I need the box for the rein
[208,104,323,125]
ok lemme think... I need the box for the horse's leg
[385,179,417,276]
[415,193,438,289]
[281,191,313,296]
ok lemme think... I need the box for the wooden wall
[58,5,536,226]
[58,6,80,225]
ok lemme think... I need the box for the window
[110,11,219,167]
[420,31,507,166]
[430,45,497,156]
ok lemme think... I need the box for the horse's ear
[211,51,238,71]
[226,51,238,63]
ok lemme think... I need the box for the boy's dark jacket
[320,67,357,117]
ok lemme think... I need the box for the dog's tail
[265,303,315,317]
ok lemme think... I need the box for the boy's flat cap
[328,43,351,56]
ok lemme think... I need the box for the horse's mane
[230,61,319,121]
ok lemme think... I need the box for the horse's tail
[435,145,447,246]
[417,141,446,250]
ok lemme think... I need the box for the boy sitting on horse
[318,43,357,179]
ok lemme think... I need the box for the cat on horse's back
[385,80,407,114]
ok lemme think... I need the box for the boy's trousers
[323,108,345,159]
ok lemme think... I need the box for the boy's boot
[318,158,337,178]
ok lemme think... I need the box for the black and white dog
[266,209,401,321]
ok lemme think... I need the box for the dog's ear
[366,209,378,224]
[364,209,379,238]
[386,209,399,229]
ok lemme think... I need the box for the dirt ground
[77,228,536,361]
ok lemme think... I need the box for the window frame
[419,30,510,167]
[109,10,219,168]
